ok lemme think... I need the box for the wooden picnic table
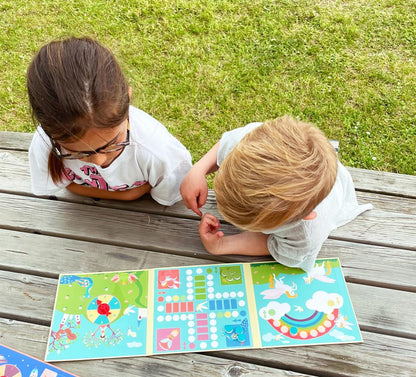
[0,131,415,377]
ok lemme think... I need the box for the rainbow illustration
[267,308,339,340]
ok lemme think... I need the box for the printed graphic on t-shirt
[65,165,147,191]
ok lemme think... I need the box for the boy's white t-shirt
[29,106,192,206]
[217,122,373,272]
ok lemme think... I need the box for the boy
[180,116,372,272]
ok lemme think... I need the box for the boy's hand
[198,213,224,255]
[180,168,208,216]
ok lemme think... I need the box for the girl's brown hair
[214,116,338,231]
[27,37,130,183]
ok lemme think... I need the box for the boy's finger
[203,214,219,227]
[200,215,220,234]
[202,212,217,221]
[204,216,217,228]
[199,215,213,229]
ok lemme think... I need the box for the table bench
[0,131,415,377]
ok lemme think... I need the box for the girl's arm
[180,142,220,216]
[199,213,270,256]
[66,182,152,201]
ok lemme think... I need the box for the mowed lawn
[0,0,415,174]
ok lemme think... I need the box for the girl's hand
[180,142,220,216]
[180,167,208,216]
[198,213,224,255]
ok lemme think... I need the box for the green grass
[1,0,415,175]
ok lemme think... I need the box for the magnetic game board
[45,258,362,361]
[0,343,77,377]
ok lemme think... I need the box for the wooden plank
[1,310,415,377]
[1,230,415,291]
[329,208,416,251]
[0,192,209,256]
[1,193,415,257]
[1,151,416,220]
[318,239,416,292]
[0,271,56,325]
[1,270,414,339]
[0,229,214,277]
[0,150,32,196]
[349,166,416,198]
[218,330,416,377]
[0,131,32,150]
[1,133,416,197]
[356,191,416,216]
[347,283,416,338]
[0,320,305,377]
[1,151,416,236]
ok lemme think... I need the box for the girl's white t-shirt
[217,122,373,272]
[29,106,192,206]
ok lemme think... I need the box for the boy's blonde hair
[214,116,338,231]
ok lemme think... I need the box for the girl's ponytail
[48,149,65,185]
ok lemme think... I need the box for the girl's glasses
[51,121,131,160]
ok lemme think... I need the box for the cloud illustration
[259,301,291,321]
[306,291,343,314]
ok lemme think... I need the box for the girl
[28,37,192,205]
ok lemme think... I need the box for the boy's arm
[199,213,270,256]
[66,182,152,201]
[180,142,220,216]
[214,232,270,256]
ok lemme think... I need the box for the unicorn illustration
[303,261,335,284]
[261,275,298,299]
[335,315,354,330]
[159,275,180,289]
